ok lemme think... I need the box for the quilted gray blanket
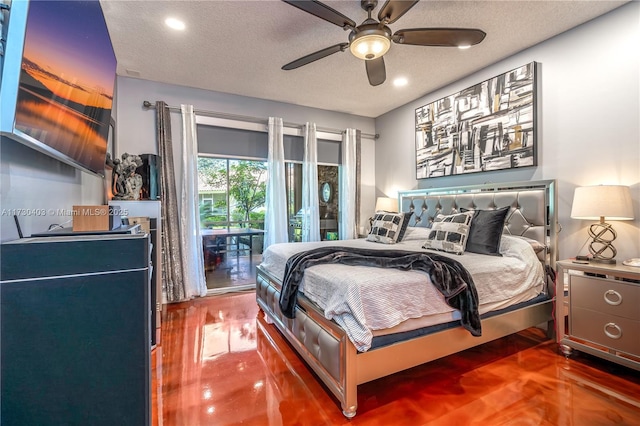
[279,246,482,337]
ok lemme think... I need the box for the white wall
[374,2,640,262]
[0,138,104,241]
[114,77,377,234]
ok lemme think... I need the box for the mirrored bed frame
[256,180,558,418]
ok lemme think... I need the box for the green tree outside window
[198,158,266,229]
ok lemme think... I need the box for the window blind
[196,125,340,164]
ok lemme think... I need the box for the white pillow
[511,235,546,253]
[501,235,546,261]
[400,226,432,241]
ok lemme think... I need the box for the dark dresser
[0,233,151,426]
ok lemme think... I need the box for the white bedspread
[259,235,544,351]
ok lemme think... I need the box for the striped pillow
[421,211,473,255]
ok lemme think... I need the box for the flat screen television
[0,0,117,177]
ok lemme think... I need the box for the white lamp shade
[375,197,398,213]
[571,185,634,220]
[349,34,391,60]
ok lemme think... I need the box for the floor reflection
[205,254,261,290]
[255,315,339,425]
[153,292,640,426]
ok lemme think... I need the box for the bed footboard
[257,265,554,418]
[256,266,553,418]
[255,180,558,418]
[256,266,359,417]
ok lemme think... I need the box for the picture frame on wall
[415,62,537,179]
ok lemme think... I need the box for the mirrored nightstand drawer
[570,275,640,320]
[572,307,640,355]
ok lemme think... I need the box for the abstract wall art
[415,62,537,179]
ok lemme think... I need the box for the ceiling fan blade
[393,28,486,47]
[282,43,349,70]
[378,0,420,25]
[365,57,386,86]
[282,0,356,29]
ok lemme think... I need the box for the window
[197,125,342,241]
[196,124,342,291]
[197,157,267,230]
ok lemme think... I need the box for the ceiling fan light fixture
[350,31,391,60]
[458,44,471,50]
[280,0,486,86]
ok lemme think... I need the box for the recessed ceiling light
[393,77,408,87]
[165,17,185,31]
[458,44,471,50]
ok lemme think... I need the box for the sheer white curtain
[180,104,207,297]
[339,128,357,239]
[302,122,321,242]
[264,117,289,249]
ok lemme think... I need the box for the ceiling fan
[281,0,486,86]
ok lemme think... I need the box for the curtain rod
[142,100,378,140]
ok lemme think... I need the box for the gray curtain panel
[156,101,187,302]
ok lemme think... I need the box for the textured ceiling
[101,0,628,118]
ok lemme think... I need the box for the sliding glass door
[196,123,341,291]
[198,156,267,291]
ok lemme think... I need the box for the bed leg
[342,406,357,419]
[342,339,358,418]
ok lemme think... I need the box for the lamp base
[587,221,618,264]
[591,258,616,265]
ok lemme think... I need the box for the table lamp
[369,197,399,229]
[570,185,634,264]
[374,197,398,213]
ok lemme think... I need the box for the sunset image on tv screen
[15,0,117,174]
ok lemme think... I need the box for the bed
[255,180,558,418]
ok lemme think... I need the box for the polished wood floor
[205,254,261,290]
[152,292,640,425]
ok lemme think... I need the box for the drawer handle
[603,289,622,306]
[604,323,622,340]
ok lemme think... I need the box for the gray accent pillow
[462,206,510,256]
[396,212,414,242]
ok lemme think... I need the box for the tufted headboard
[398,180,558,270]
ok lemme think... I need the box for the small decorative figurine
[108,153,143,200]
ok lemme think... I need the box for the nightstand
[556,260,640,371]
